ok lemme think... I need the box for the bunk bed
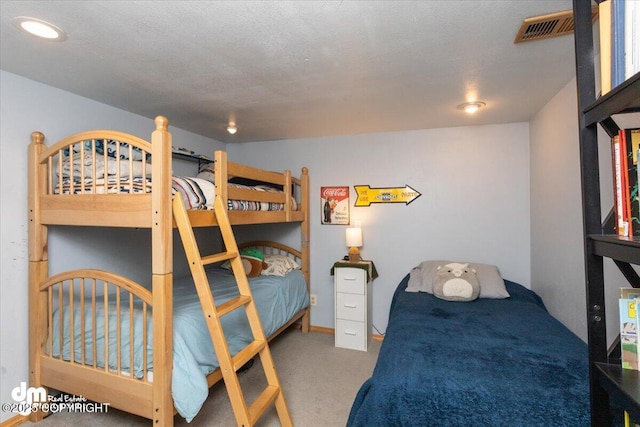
[346,267,591,427]
[27,116,310,425]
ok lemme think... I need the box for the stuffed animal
[239,248,268,277]
[432,262,480,302]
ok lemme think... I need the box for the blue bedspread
[347,276,590,427]
[172,268,308,420]
[51,267,308,422]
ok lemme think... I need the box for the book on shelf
[623,0,640,80]
[621,128,632,235]
[611,128,640,236]
[611,0,626,89]
[623,129,640,235]
[613,133,629,235]
[620,287,640,370]
[600,0,612,95]
[599,0,640,96]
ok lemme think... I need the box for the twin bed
[347,267,591,426]
[28,116,310,425]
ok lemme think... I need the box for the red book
[621,129,632,236]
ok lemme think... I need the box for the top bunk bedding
[53,146,297,212]
[346,275,590,427]
[29,116,308,227]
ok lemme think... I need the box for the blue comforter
[347,276,590,427]
[51,267,308,422]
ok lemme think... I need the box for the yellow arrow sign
[354,185,421,207]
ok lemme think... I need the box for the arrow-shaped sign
[354,185,421,207]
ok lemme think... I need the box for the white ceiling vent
[514,6,598,43]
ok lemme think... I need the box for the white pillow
[261,254,300,276]
[406,260,510,299]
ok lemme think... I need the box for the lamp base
[348,247,362,263]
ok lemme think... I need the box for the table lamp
[346,221,363,262]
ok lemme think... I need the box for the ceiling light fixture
[457,101,486,114]
[226,124,237,135]
[13,16,67,41]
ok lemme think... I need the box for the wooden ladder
[173,194,293,427]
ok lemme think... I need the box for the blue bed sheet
[51,267,308,422]
[347,276,590,427]
[172,268,308,420]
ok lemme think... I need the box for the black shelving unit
[573,0,640,425]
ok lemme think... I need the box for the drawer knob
[344,330,357,336]
[344,303,357,308]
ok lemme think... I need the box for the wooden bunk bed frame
[27,116,310,426]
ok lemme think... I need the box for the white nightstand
[332,261,376,351]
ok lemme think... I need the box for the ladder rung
[232,340,266,372]
[201,250,239,266]
[248,385,280,425]
[217,295,251,317]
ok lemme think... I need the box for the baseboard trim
[0,414,28,427]
[309,325,384,342]
[309,325,334,335]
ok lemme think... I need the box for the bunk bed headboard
[238,241,302,263]
[28,116,175,424]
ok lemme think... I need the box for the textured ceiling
[0,1,582,143]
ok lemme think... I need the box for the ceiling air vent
[514,6,598,43]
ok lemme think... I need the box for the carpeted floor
[32,329,381,426]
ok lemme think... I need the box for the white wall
[0,71,223,423]
[529,77,633,343]
[228,124,532,331]
[529,78,588,340]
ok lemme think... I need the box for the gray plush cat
[432,262,480,302]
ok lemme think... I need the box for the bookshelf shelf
[590,235,640,264]
[171,150,212,165]
[583,72,640,127]
[574,0,640,425]
[595,363,640,421]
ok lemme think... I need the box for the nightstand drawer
[335,319,366,351]
[335,267,366,294]
[336,292,365,321]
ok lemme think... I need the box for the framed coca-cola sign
[320,186,350,225]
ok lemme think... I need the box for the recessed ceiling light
[13,16,67,41]
[227,124,238,135]
[457,101,486,114]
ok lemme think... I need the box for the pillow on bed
[220,254,300,276]
[172,177,214,210]
[406,260,510,299]
[261,254,300,276]
[197,162,215,183]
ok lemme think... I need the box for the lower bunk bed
[347,262,591,427]
[36,241,308,423]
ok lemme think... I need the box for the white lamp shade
[345,227,363,248]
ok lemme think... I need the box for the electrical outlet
[310,294,317,306]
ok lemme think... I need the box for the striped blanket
[55,176,295,212]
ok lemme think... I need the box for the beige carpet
[33,329,381,426]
